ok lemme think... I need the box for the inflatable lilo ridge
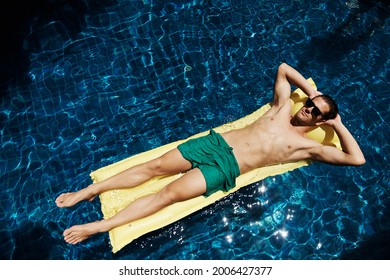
[90,79,341,253]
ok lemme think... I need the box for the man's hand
[312,90,323,98]
[323,113,342,127]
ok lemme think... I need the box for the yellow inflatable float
[90,79,340,253]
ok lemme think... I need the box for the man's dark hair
[314,94,338,120]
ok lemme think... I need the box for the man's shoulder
[267,101,292,117]
[272,104,293,125]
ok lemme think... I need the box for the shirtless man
[56,63,365,245]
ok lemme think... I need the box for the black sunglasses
[305,98,324,118]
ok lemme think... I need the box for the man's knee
[145,158,164,176]
[159,185,181,206]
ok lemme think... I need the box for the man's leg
[63,168,207,244]
[55,148,192,208]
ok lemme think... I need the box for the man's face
[293,97,329,126]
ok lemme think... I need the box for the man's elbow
[350,155,366,166]
[278,62,289,71]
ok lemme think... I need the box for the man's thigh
[156,148,192,175]
[163,168,207,201]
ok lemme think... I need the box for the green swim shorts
[177,130,240,196]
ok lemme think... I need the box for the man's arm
[273,63,318,107]
[308,115,366,166]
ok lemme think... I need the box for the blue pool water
[0,0,389,260]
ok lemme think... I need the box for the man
[56,63,365,245]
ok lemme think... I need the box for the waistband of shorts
[209,129,231,148]
[209,129,240,176]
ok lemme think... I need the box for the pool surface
[0,0,389,260]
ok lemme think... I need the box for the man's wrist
[306,89,318,99]
[332,120,344,131]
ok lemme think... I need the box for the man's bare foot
[55,186,96,208]
[63,221,103,244]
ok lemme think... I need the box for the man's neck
[290,117,312,135]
